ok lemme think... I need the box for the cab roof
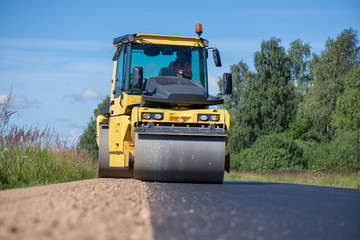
[113,33,206,47]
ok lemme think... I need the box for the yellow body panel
[108,115,134,167]
[96,115,109,146]
[110,92,141,116]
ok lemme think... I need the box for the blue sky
[0,0,359,143]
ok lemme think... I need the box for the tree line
[79,28,359,172]
[218,28,360,172]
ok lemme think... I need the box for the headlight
[142,113,151,119]
[154,113,163,120]
[128,35,135,42]
[198,114,220,121]
[210,115,220,121]
[141,113,163,120]
[202,39,209,47]
[199,115,208,121]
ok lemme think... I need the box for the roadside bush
[231,133,307,172]
[286,119,309,141]
[309,131,360,171]
[230,131,360,173]
[295,140,320,169]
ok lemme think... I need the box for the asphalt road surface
[1,180,359,240]
[147,181,360,240]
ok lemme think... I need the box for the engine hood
[140,76,223,107]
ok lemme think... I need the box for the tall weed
[0,94,97,190]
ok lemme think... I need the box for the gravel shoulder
[0,179,153,240]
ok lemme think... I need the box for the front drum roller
[134,132,226,183]
[98,123,133,178]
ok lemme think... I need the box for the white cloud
[11,95,40,109]
[0,94,8,105]
[63,128,83,146]
[81,88,103,100]
[67,88,103,102]
[69,128,82,138]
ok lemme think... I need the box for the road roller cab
[97,24,232,183]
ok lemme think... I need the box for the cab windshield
[129,43,208,95]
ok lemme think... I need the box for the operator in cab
[168,51,192,79]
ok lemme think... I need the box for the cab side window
[114,45,126,98]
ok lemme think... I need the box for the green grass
[0,125,97,190]
[225,170,360,189]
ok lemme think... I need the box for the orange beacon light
[196,23,202,37]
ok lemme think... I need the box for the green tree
[228,72,260,152]
[254,38,297,135]
[332,63,360,135]
[78,96,110,158]
[298,29,359,142]
[229,38,297,152]
[217,61,251,114]
[288,39,312,96]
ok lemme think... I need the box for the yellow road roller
[97,24,232,183]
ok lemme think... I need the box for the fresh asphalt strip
[146,181,360,240]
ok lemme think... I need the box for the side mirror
[132,66,143,89]
[223,73,232,94]
[213,49,222,67]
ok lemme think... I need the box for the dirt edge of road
[0,178,153,240]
